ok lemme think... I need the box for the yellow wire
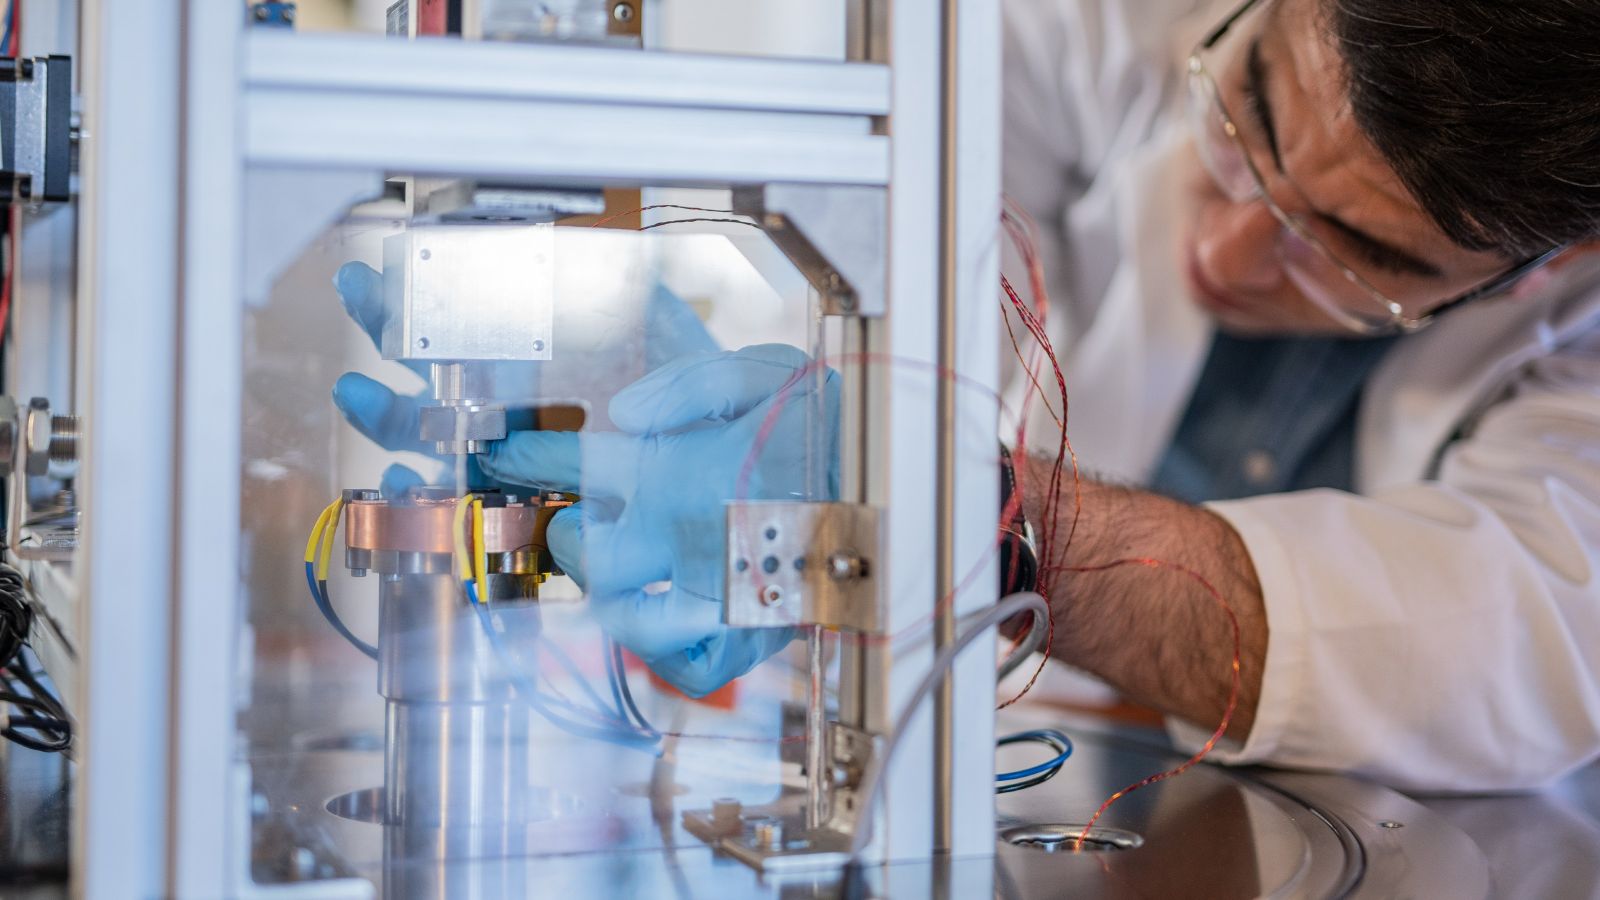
[472,497,489,604]
[304,501,339,565]
[316,499,345,581]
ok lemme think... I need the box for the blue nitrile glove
[477,344,841,697]
[329,259,719,496]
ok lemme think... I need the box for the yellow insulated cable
[304,500,339,565]
[316,499,345,581]
[472,497,489,604]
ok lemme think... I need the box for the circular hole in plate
[1001,824,1144,853]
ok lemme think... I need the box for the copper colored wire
[1045,557,1243,847]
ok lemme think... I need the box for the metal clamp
[724,501,882,633]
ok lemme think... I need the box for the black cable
[995,729,1072,795]
[0,564,71,753]
[611,637,657,735]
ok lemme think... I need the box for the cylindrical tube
[377,569,540,829]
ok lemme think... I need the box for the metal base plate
[681,802,852,873]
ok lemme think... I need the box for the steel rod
[932,0,961,857]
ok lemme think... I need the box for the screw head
[532,339,547,352]
[760,585,784,607]
[419,248,432,260]
[827,552,863,581]
[612,2,635,22]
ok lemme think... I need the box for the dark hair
[1330,0,1600,257]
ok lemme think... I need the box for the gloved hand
[478,344,840,697]
[329,259,719,495]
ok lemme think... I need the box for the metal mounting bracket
[734,184,886,317]
[724,501,882,633]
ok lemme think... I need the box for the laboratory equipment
[0,0,1539,897]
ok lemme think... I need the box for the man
[995,0,1600,791]
[335,0,1600,792]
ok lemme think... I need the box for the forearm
[1018,453,1269,741]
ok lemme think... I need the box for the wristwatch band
[998,444,1040,596]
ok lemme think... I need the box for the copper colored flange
[343,496,564,557]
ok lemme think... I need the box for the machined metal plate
[381,224,554,362]
[723,501,882,633]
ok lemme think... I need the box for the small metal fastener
[748,817,784,850]
[532,339,547,352]
[417,337,430,349]
[1379,821,1405,829]
[827,552,864,581]
[611,2,634,22]
[253,5,269,20]
[419,248,432,261]
[760,585,784,607]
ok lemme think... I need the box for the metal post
[805,625,830,830]
[932,0,961,858]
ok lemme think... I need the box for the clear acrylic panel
[239,190,834,890]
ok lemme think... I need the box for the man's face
[1182,0,1518,336]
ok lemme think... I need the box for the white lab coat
[1003,0,1600,792]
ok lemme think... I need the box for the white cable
[846,592,1050,861]
[996,603,1047,682]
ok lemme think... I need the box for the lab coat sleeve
[1169,327,1600,792]
[1001,0,1213,339]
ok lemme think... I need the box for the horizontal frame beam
[244,33,890,186]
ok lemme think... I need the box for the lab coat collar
[1359,263,1600,492]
